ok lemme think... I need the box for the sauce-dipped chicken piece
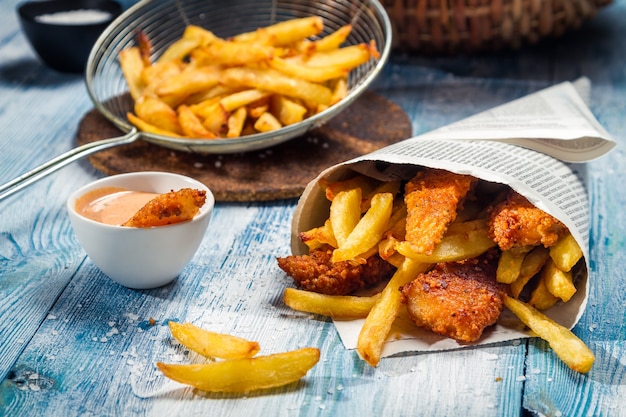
[123,188,206,227]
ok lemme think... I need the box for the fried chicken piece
[277,247,396,295]
[404,168,477,255]
[400,253,504,342]
[123,188,207,227]
[487,190,566,251]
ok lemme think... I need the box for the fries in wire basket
[118,17,379,140]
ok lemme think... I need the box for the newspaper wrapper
[289,78,615,357]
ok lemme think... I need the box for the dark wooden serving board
[76,91,412,202]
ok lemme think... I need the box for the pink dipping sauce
[75,187,158,225]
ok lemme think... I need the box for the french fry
[549,232,583,272]
[322,175,379,201]
[221,67,333,108]
[542,259,577,302]
[199,102,229,135]
[233,16,324,46]
[220,89,270,112]
[134,96,182,135]
[157,347,320,393]
[155,66,222,98]
[156,37,203,64]
[304,43,379,68]
[283,287,380,318]
[271,95,308,126]
[226,106,247,138]
[268,57,350,83]
[528,273,560,311]
[195,38,275,66]
[298,219,337,250]
[357,258,429,366]
[253,112,282,132]
[297,25,352,54]
[330,76,348,104]
[510,246,550,298]
[332,192,393,262]
[177,104,217,138]
[118,47,145,100]
[503,295,594,373]
[127,112,183,137]
[329,188,362,248]
[496,246,532,284]
[182,25,218,45]
[168,321,260,359]
[395,220,496,263]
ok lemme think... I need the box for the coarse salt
[35,9,112,25]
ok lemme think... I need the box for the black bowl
[17,0,122,73]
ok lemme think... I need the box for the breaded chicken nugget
[487,190,566,251]
[400,253,503,342]
[404,168,476,255]
[277,247,396,295]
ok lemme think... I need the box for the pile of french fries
[156,321,319,393]
[118,17,379,139]
[283,173,595,373]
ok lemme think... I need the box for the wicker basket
[382,0,613,53]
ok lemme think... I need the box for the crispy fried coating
[123,188,206,227]
[400,253,503,342]
[404,168,477,255]
[487,190,566,251]
[277,247,396,295]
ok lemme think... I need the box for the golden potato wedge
[156,347,320,393]
[168,321,260,359]
[503,295,594,373]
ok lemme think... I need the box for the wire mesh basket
[85,0,392,154]
[381,0,612,53]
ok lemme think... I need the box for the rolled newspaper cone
[288,79,614,356]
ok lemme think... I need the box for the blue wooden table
[1,0,625,416]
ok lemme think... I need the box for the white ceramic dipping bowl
[67,171,214,289]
